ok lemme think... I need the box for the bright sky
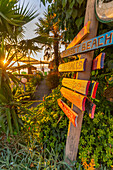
[19,0,65,62]
[19,0,49,60]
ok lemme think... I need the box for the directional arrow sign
[61,30,113,58]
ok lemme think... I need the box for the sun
[3,60,7,65]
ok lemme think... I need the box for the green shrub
[30,74,42,86]
[46,72,60,89]
[21,85,69,160]
[78,99,113,169]
[23,85,113,168]
[21,65,113,169]
[77,48,113,169]
[12,81,36,100]
[38,71,44,80]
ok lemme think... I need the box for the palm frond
[8,72,20,84]
[0,94,8,103]
[6,108,13,135]
[0,12,19,26]
[11,108,19,133]
[4,51,17,68]
[7,54,25,69]
[0,68,2,89]
[18,1,39,24]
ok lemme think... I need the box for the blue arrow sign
[61,30,113,58]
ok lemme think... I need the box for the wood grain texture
[67,21,91,49]
[92,53,105,70]
[57,99,78,127]
[91,81,99,99]
[65,0,98,164]
[58,59,86,72]
[62,78,90,95]
[61,30,113,58]
[60,87,86,111]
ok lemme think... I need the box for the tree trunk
[53,35,59,72]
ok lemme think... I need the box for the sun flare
[3,60,7,65]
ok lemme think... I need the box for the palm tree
[0,0,40,72]
[35,12,61,71]
[0,0,39,134]
[0,0,38,41]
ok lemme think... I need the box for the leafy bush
[77,47,113,169]
[38,71,44,80]
[22,85,113,169]
[21,48,113,168]
[78,99,113,169]
[12,82,36,101]
[46,72,60,89]
[21,85,69,160]
[30,72,44,86]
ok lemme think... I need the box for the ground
[30,78,51,107]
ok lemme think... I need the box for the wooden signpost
[85,99,96,119]
[62,0,98,164]
[57,0,112,165]
[92,52,105,70]
[67,21,91,49]
[62,78,90,95]
[58,99,78,127]
[61,30,113,58]
[91,81,99,99]
[60,87,86,111]
[58,58,86,72]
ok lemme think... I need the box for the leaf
[5,52,17,68]
[0,12,19,26]
[108,60,113,70]
[2,82,13,101]
[72,9,78,19]
[77,0,84,7]
[0,94,8,103]
[48,0,52,3]
[75,17,83,29]
[11,108,19,133]
[70,0,75,9]
[62,0,67,8]
[6,108,13,135]
[8,72,21,84]
[0,112,6,132]
[41,0,45,6]
[66,9,73,19]
[0,68,2,89]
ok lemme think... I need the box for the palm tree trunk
[53,36,59,72]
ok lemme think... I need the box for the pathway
[29,78,51,108]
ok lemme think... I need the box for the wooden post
[65,0,98,163]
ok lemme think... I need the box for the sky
[19,0,49,61]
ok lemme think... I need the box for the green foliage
[78,101,113,168]
[46,72,60,89]
[12,81,35,101]
[35,11,61,70]
[22,81,113,168]
[40,0,87,42]
[0,134,83,169]
[0,0,41,136]
[30,72,43,86]
[77,33,113,168]
[0,0,38,40]
[21,85,69,159]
